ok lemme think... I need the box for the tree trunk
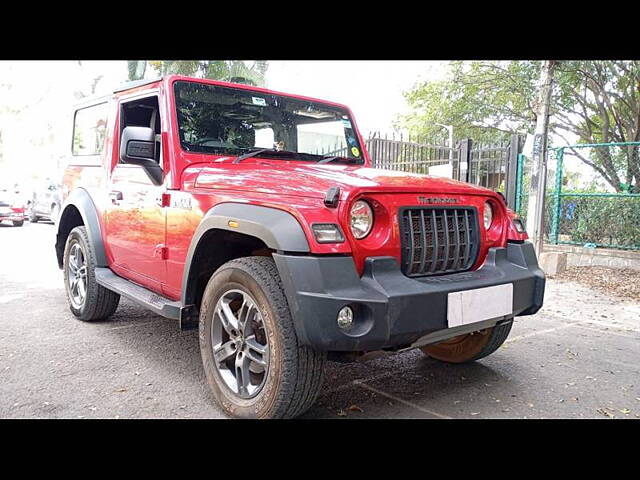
[526,60,557,253]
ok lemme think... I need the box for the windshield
[174,81,364,163]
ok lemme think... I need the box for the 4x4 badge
[170,194,192,210]
[418,197,458,204]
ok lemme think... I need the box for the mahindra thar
[55,75,545,418]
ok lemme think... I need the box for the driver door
[104,93,167,293]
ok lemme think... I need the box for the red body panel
[62,75,528,302]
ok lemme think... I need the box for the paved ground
[1,221,639,419]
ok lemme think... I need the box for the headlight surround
[350,200,374,239]
[483,201,494,230]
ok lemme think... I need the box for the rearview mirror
[120,126,163,185]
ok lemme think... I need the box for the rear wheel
[420,320,513,364]
[199,256,326,419]
[12,220,24,227]
[63,226,120,321]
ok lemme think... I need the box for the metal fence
[548,142,640,250]
[513,150,557,241]
[368,134,640,252]
[468,140,512,192]
[366,133,458,176]
[365,133,520,202]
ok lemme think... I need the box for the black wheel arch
[55,188,107,269]
[181,203,311,309]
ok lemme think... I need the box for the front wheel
[420,320,513,364]
[199,256,326,419]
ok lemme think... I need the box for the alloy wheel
[211,289,270,399]
[67,242,87,309]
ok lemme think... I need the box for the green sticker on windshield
[342,119,352,129]
[351,147,360,157]
[252,97,266,107]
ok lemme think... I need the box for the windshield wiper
[233,148,299,164]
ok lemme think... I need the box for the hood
[193,160,496,200]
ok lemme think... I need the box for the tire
[420,320,513,364]
[199,256,326,419]
[29,209,38,223]
[12,220,24,227]
[63,226,120,321]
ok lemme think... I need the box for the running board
[95,268,185,322]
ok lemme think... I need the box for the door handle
[109,191,123,204]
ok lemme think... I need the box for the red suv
[55,75,544,418]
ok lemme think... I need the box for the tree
[398,61,540,143]
[147,60,268,86]
[127,60,147,81]
[400,61,640,192]
[552,61,640,192]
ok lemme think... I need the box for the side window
[120,95,161,164]
[72,103,108,156]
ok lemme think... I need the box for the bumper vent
[399,207,479,277]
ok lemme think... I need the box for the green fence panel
[551,147,564,244]
[552,142,640,250]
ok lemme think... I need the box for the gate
[366,133,522,207]
[366,133,459,177]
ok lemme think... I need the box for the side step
[95,267,183,321]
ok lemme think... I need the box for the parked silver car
[27,179,62,224]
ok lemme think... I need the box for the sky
[264,61,448,136]
[0,60,590,188]
[0,60,446,183]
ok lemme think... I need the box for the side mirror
[120,126,163,185]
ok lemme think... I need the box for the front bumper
[273,241,545,352]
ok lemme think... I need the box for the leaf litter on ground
[552,266,640,301]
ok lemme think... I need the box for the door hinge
[154,244,169,260]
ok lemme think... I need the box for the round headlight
[350,200,373,239]
[484,201,494,230]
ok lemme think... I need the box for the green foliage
[558,195,640,248]
[398,61,540,143]
[127,61,146,81]
[147,60,268,86]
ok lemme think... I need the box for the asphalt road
[1,221,639,419]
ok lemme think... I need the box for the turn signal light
[312,223,344,243]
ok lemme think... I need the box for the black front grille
[399,207,479,277]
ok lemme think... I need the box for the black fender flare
[181,203,310,305]
[55,188,108,268]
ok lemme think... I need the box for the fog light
[337,306,354,330]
